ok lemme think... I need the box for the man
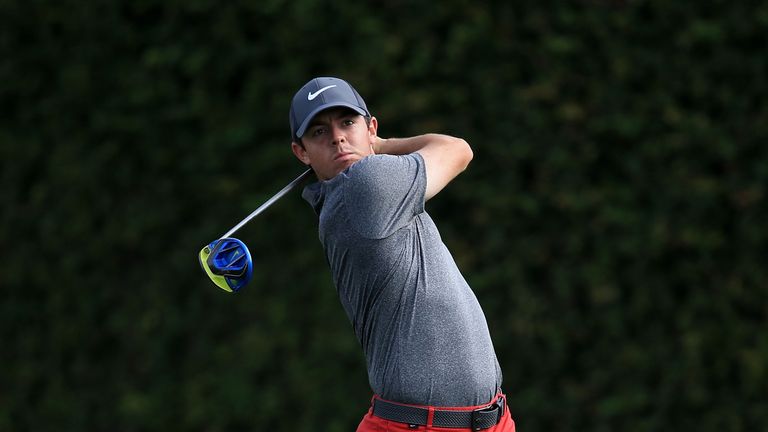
[289,77,515,431]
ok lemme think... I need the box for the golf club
[199,168,313,292]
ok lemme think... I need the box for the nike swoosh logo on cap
[308,85,337,100]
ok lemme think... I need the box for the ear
[368,116,378,151]
[291,141,311,165]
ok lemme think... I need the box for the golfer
[289,77,515,431]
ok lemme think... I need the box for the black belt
[372,395,505,430]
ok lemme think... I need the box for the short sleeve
[342,153,426,239]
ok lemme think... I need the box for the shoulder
[342,153,427,216]
[340,154,426,238]
[345,154,425,191]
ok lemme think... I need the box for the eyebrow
[308,108,360,127]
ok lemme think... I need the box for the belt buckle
[470,395,505,431]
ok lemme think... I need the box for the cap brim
[295,103,369,139]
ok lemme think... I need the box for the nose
[330,125,346,146]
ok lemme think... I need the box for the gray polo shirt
[302,153,502,406]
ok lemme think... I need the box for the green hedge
[2,1,766,430]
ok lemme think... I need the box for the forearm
[375,134,462,156]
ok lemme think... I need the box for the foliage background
[2,0,766,431]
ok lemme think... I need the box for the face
[291,107,378,181]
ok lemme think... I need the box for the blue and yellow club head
[199,238,253,293]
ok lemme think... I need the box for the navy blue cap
[289,77,370,141]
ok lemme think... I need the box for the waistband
[371,393,506,430]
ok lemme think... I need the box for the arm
[374,134,473,201]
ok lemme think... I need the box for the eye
[343,119,355,126]
[310,126,327,137]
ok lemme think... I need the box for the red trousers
[356,393,516,432]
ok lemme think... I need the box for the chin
[339,158,358,169]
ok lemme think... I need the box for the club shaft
[220,168,313,239]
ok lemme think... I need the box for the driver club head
[198,238,253,293]
[197,169,313,293]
